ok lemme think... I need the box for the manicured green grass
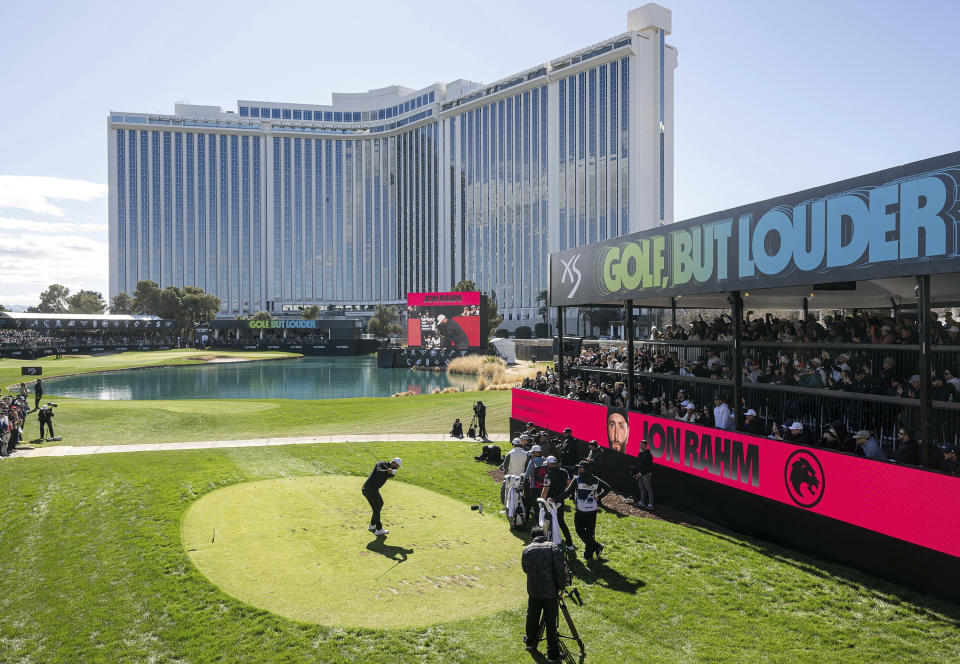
[1,442,957,664]
[182,475,525,628]
[2,350,510,444]
[13,390,509,445]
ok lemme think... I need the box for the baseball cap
[789,422,804,431]
[531,445,542,453]
[588,439,598,446]
[545,456,557,464]
[854,430,871,439]
[392,458,403,467]
[520,434,530,440]
[744,409,757,417]
[684,401,695,410]
[512,437,522,446]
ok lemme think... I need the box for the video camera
[473,402,482,416]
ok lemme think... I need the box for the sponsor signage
[512,389,960,559]
[21,366,41,376]
[0,317,175,330]
[247,319,316,329]
[550,151,960,305]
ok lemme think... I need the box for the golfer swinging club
[362,457,402,536]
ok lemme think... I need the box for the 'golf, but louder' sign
[21,366,42,376]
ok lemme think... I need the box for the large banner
[512,389,960,559]
[550,151,960,305]
[406,291,485,351]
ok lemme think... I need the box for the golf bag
[501,474,527,528]
[537,497,563,546]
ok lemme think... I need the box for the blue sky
[1,0,957,307]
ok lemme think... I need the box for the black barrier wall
[510,416,960,602]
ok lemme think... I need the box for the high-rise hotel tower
[108,4,675,322]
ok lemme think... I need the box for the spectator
[854,430,887,461]
[712,395,732,431]
[894,428,920,465]
[743,409,765,436]
[631,439,654,509]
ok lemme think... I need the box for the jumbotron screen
[406,291,486,352]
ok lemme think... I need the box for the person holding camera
[556,427,581,472]
[474,400,487,439]
[38,404,55,440]
[521,526,565,662]
[563,461,611,560]
[361,457,402,536]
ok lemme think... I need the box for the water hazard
[45,356,475,400]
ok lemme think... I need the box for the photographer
[521,526,565,662]
[38,404,55,441]
[474,400,487,439]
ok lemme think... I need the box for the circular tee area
[181,475,525,628]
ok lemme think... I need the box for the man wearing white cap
[678,400,696,422]
[743,409,765,436]
[362,457,402,536]
[501,438,530,476]
[435,313,471,351]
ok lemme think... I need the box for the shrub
[515,326,532,339]
[534,322,549,338]
[495,328,510,338]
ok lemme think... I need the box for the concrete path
[6,433,512,459]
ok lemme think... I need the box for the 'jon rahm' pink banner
[511,389,960,559]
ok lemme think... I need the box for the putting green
[181,475,525,628]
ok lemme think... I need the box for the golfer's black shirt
[363,461,393,492]
[542,467,570,501]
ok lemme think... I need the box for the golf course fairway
[181,475,525,628]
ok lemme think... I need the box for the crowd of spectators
[648,309,960,346]
[519,309,960,476]
[0,329,177,350]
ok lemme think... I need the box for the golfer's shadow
[366,536,414,562]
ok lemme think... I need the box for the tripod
[535,590,585,658]
[467,413,479,438]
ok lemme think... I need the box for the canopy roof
[549,151,960,308]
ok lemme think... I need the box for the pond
[45,356,476,400]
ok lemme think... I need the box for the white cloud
[0,216,107,234]
[0,175,108,217]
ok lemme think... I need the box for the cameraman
[556,428,581,472]
[474,400,487,439]
[521,526,565,662]
[38,404,55,440]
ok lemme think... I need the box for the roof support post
[671,297,677,327]
[556,306,565,395]
[730,290,744,432]
[916,275,931,466]
[626,300,635,410]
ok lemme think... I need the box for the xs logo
[560,254,582,298]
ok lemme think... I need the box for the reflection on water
[47,356,478,401]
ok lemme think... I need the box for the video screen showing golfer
[606,407,629,454]
[362,457,402,536]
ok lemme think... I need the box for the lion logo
[783,450,825,508]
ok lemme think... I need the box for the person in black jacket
[556,428,581,472]
[361,458,402,535]
[436,314,471,351]
[632,439,654,509]
[34,379,43,410]
[521,526,565,661]
[540,456,575,551]
[474,400,487,439]
[894,428,920,466]
[743,409,766,437]
[38,404,55,440]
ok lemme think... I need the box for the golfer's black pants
[525,596,559,659]
[40,419,54,439]
[363,489,384,530]
[574,509,600,558]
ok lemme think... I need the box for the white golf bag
[501,474,526,528]
[537,497,562,546]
